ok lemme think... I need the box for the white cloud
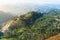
[0,0,60,15]
[18,0,60,4]
[0,0,60,6]
[0,0,17,5]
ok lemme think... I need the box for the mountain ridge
[0,10,60,40]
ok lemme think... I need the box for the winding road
[1,20,14,32]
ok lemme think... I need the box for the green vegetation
[1,11,60,40]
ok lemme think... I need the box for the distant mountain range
[33,4,60,13]
[1,4,60,15]
[0,11,15,28]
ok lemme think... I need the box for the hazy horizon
[0,0,60,15]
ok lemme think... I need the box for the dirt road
[1,20,14,32]
[46,34,60,40]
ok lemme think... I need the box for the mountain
[0,11,15,29]
[0,11,60,40]
[35,4,60,13]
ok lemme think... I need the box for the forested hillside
[0,11,60,40]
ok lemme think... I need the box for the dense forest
[0,10,60,40]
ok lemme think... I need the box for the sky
[0,0,60,5]
[0,0,60,15]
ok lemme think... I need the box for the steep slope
[2,12,43,38]
[1,11,60,40]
